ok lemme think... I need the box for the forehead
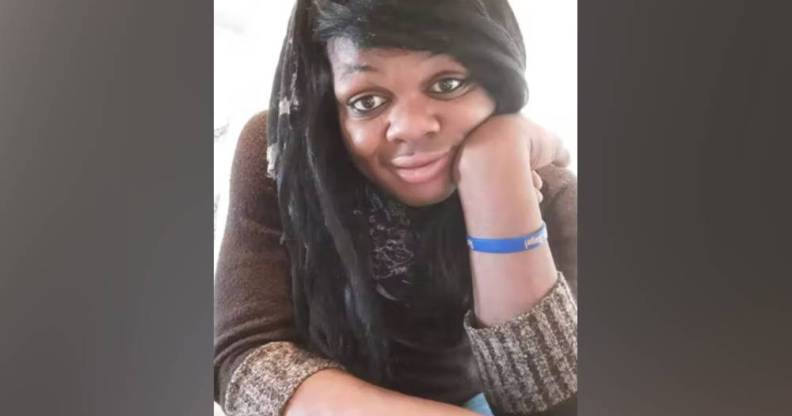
[326,38,463,79]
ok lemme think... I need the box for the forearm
[458,140,557,327]
[462,277,577,414]
[455,114,577,414]
[284,368,479,416]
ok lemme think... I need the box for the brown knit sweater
[214,112,578,416]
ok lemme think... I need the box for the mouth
[391,150,452,184]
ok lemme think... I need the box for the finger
[528,132,546,169]
[521,117,548,169]
[546,132,568,167]
[554,146,571,167]
[536,188,544,204]
[528,126,566,169]
[532,170,543,190]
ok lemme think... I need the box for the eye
[348,94,388,114]
[428,77,468,94]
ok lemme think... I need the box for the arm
[455,115,578,415]
[284,369,480,416]
[214,112,344,413]
[462,275,577,415]
[456,115,562,326]
[215,112,481,416]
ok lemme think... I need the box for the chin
[392,181,456,207]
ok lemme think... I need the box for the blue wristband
[467,222,548,253]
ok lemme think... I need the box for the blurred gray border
[2,0,790,415]
[1,1,213,414]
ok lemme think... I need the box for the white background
[213,3,575,407]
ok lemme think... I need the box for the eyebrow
[340,63,379,79]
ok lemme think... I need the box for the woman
[214,1,577,415]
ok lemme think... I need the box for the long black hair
[266,0,528,385]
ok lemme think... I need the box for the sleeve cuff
[463,273,577,414]
[222,341,345,416]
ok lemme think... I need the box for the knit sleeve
[214,111,344,415]
[223,342,345,416]
[463,273,577,416]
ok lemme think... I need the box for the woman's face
[327,38,496,207]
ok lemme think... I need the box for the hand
[454,113,569,173]
[453,114,567,205]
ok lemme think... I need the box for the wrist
[455,138,540,237]
[458,174,543,237]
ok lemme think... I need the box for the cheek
[341,120,386,163]
[446,92,497,136]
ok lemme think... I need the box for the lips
[391,150,449,168]
[391,151,452,184]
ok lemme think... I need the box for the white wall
[214,0,577,272]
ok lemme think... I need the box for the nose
[385,96,441,143]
